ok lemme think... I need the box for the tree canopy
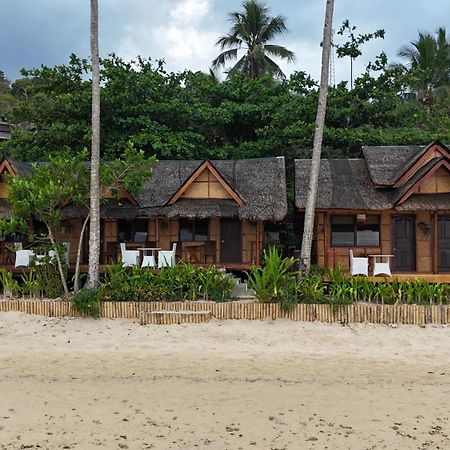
[0,27,449,164]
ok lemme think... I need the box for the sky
[1,0,448,83]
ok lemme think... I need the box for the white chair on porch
[158,243,177,268]
[349,249,369,276]
[120,243,140,267]
[15,249,34,268]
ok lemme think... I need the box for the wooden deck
[367,273,450,283]
[3,261,254,275]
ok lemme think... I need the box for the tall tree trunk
[86,0,101,289]
[299,0,335,273]
[46,224,69,296]
[74,214,90,292]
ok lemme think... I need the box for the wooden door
[220,219,242,263]
[392,216,416,272]
[438,216,450,272]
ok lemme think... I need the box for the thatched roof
[295,142,450,212]
[4,158,34,177]
[61,199,141,220]
[396,193,450,211]
[138,157,287,221]
[362,145,426,186]
[0,156,286,222]
[295,159,392,210]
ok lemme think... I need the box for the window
[118,219,148,242]
[179,219,208,242]
[331,215,380,247]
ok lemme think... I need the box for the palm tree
[212,0,295,79]
[86,0,101,289]
[299,0,335,273]
[398,27,450,104]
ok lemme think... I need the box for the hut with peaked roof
[295,141,450,279]
[0,156,287,270]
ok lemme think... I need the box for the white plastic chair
[158,243,177,268]
[373,256,392,277]
[349,249,369,276]
[15,250,34,268]
[141,254,156,268]
[120,243,139,267]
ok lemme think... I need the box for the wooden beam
[396,159,450,205]
[433,212,438,274]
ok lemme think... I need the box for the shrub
[101,262,234,302]
[72,289,102,318]
[245,246,296,303]
[0,268,20,297]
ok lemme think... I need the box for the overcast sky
[1,0,448,83]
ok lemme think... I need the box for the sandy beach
[0,312,449,449]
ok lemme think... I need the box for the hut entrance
[220,219,242,263]
[438,216,450,272]
[392,216,416,272]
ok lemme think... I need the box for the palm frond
[260,16,288,43]
[211,48,239,69]
[264,44,295,62]
[263,55,285,79]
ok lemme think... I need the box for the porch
[0,216,265,272]
[314,210,450,281]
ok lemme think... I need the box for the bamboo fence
[1,299,450,325]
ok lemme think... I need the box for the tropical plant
[72,288,102,318]
[398,27,450,104]
[0,269,19,297]
[245,246,296,302]
[212,0,295,79]
[336,20,385,89]
[20,270,39,298]
[101,262,234,302]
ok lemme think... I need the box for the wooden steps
[140,310,212,325]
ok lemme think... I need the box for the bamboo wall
[1,299,450,326]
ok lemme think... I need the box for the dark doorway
[220,219,242,263]
[392,216,416,272]
[438,216,450,272]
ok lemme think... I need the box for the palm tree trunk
[299,0,335,273]
[86,0,101,289]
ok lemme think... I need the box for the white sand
[0,312,449,449]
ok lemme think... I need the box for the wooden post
[433,212,438,274]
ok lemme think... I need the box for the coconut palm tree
[86,0,101,289]
[299,0,335,273]
[212,0,295,79]
[398,27,450,104]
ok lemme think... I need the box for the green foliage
[20,270,39,298]
[295,267,450,306]
[101,262,234,302]
[32,258,65,298]
[245,246,296,303]
[3,46,450,165]
[0,268,19,297]
[72,288,102,318]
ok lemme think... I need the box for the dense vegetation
[0,25,449,163]
[246,248,450,309]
